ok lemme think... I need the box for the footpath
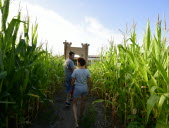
[29,86,118,128]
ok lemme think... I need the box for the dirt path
[29,86,120,128]
[30,86,76,128]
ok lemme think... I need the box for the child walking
[71,57,91,128]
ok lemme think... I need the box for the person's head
[77,57,86,67]
[69,51,75,60]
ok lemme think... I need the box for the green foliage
[89,18,169,127]
[147,94,159,122]
[0,0,64,127]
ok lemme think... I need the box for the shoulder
[74,69,82,73]
[66,59,73,63]
[85,69,90,76]
[65,59,70,63]
[72,69,78,76]
[66,58,70,61]
[74,69,79,72]
[85,69,90,72]
[69,59,74,63]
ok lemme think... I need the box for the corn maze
[0,0,169,128]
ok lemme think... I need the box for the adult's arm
[71,78,76,86]
[70,61,75,71]
[71,70,76,86]
[72,68,75,72]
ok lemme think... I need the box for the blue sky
[10,0,169,55]
[30,0,169,30]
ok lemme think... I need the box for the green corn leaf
[0,48,3,70]
[12,12,21,45]
[129,38,139,48]
[15,39,26,56]
[158,94,166,115]
[154,56,169,84]
[0,101,15,104]
[150,86,159,94]
[23,69,29,92]
[118,44,126,52]
[1,0,10,31]
[163,93,169,98]
[0,71,7,79]
[105,99,112,104]
[5,18,22,52]
[0,0,2,8]
[31,86,48,101]
[5,18,22,39]
[156,21,161,44]
[92,99,104,104]
[150,73,157,86]
[24,16,30,43]
[156,119,169,128]
[143,20,151,60]
[147,94,159,123]
[32,23,38,46]
[27,93,39,98]
[126,49,135,63]
[146,20,151,50]
[154,36,160,61]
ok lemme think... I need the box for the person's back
[73,69,90,85]
[64,51,75,106]
[71,57,91,128]
[64,58,74,79]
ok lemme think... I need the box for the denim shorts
[73,84,88,98]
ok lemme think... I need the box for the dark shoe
[69,97,73,102]
[65,101,71,106]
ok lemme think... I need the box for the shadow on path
[29,86,121,128]
[30,87,75,128]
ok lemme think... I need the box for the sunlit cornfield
[1,0,169,128]
[0,0,64,127]
[89,18,169,127]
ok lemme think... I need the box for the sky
[9,0,169,55]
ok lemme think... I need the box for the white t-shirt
[71,69,90,85]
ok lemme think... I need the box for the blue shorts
[73,84,88,98]
[65,79,74,93]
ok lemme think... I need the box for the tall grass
[0,0,64,127]
[89,18,169,127]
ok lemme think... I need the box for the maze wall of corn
[0,0,64,127]
[0,0,169,127]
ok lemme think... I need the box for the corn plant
[89,18,169,127]
[0,0,64,127]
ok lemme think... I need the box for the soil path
[30,86,77,128]
[29,86,119,128]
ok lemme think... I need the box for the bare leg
[80,95,86,118]
[73,98,79,127]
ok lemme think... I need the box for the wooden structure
[63,40,89,64]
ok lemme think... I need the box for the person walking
[64,51,75,106]
[71,57,91,128]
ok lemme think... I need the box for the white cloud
[9,0,123,55]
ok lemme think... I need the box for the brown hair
[77,57,86,66]
[69,51,75,56]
